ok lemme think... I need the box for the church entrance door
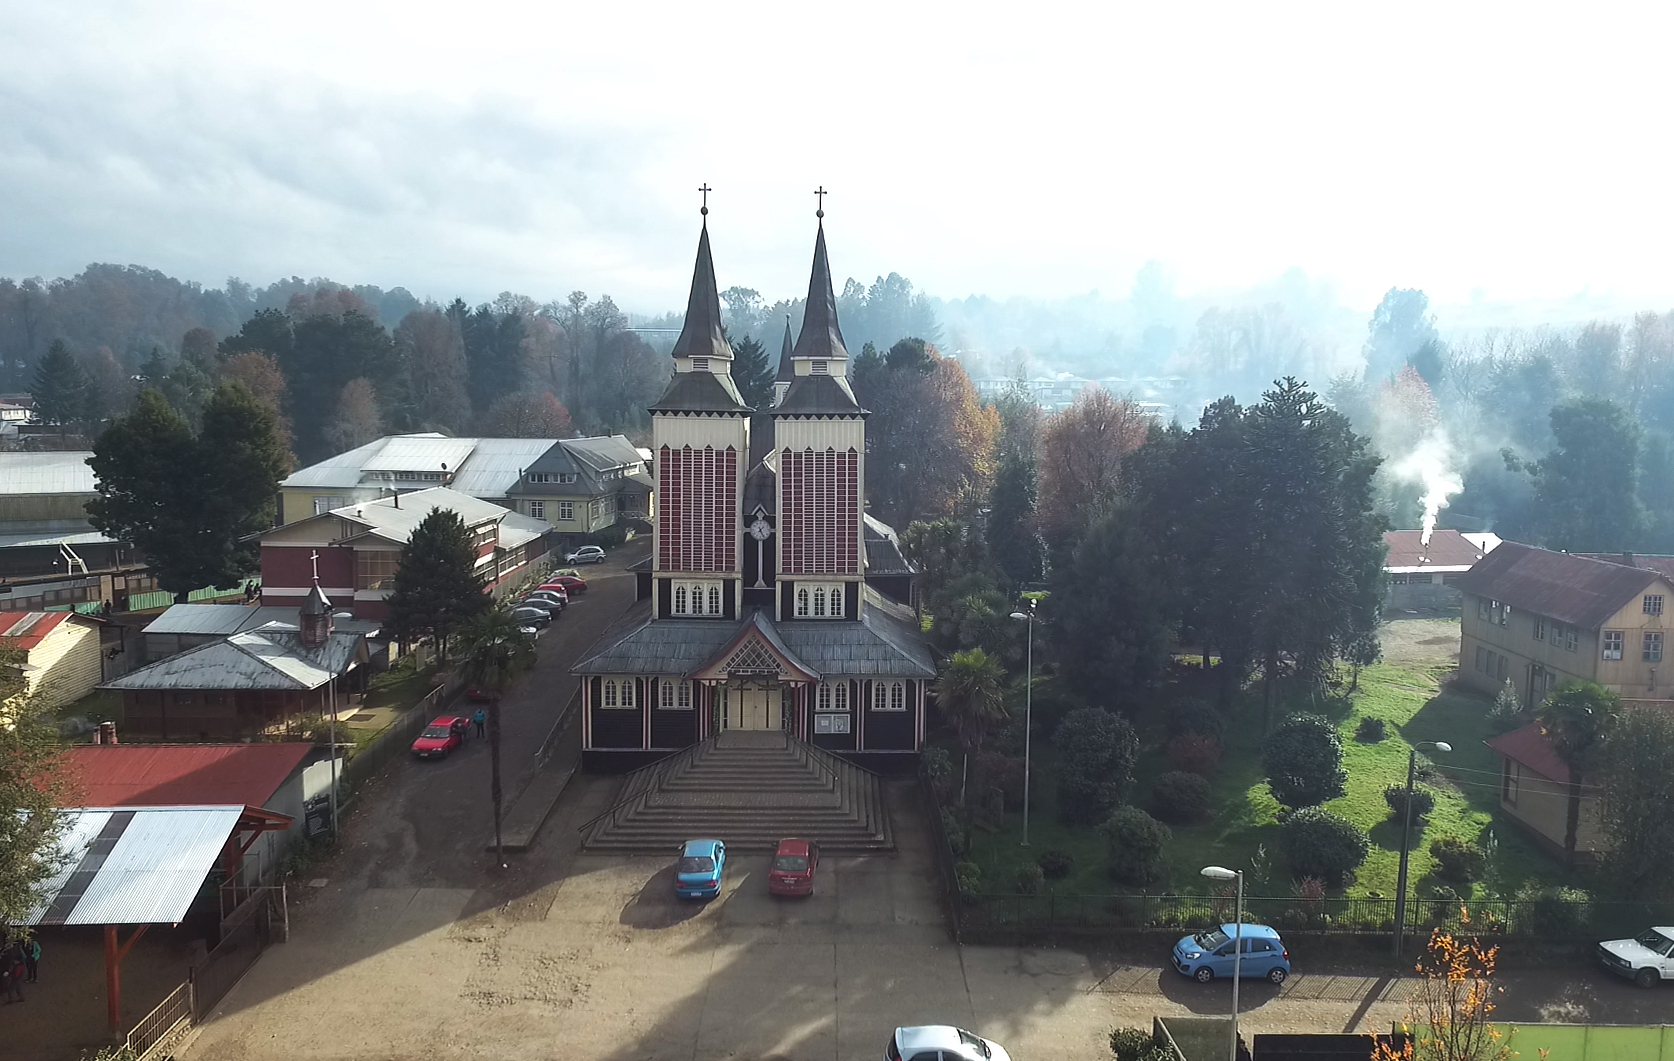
[726,683,780,731]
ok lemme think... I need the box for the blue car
[675,839,726,899]
[1171,923,1290,984]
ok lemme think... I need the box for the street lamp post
[1202,865,1244,1061]
[1393,740,1452,961]
[1009,601,1038,846]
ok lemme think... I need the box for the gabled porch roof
[688,609,819,683]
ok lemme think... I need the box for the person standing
[472,707,486,738]
[23,938,38,983]
[1,944,22,1003]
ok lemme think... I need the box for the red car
[411,715,468,759]
[465,686,494,702]
[541,574,588,595]
[767,838,820,896]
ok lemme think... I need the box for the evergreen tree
[87,388,204,600]
[197,381,292,580]
[464,305,528,416]
[986,383,1044,587]
[850,341,886,407]
[730,335,774,410]
[31,340,87,425]
[384,509,490,660]
[1532,397,1645,551]
[285,309,396,463]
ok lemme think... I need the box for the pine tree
[31,340,88,425]
[384,509,490,660]
[730,335,774,410]
[198,381,292,579]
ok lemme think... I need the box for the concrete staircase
[580,730,893,853]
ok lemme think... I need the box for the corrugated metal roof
[277,435,416,488]
[863,514,914,576]
[0,525,117,549]
[448,438,559,496]
[0,610,80,649]
[563,435,644,472]
[330,487,513,543]
[105,625,363,691]
[29,805,246,926]
[143,604,380,639]
[1453,541,1661,629]
[282,434,639,499]
[496,510,552,551]
[1383,529,1492,571]
[68,743,312,806]
[362,436,478,474]
[0,451,98,495]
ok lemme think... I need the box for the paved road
[178,553,1674,1060]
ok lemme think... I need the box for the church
[573,201,936,772]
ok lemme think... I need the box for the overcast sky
[2,1,1670,316]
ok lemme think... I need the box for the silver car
[885,1026,1010,1061]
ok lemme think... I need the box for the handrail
[576,744,689,835]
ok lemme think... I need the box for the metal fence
[919,772,965,942]
[192,888,277,1021]
[339,681,450,797]
[125,980,193,1061]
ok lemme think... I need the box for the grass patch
[363,659,441,714]
[957,637,1569,899]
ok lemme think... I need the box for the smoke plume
[1389,429,1464,546]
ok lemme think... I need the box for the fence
[125,980,193,1061]
[339,680,450,797]
[192,887,278,1021]
[920,771,965,942]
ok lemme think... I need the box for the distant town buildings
[968,373,1189,420]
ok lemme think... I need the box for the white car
[1599,927,1674,988]
[886,1026,1011,1061]
[565,545,606,565]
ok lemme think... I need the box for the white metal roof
[448,438,560,496]
[496,510,552,551]
[331,487,516,543]
[105,624,363,691]
[361,436,478,474]
[0,451,98,495]
[28,805,246,926]
[143,604,291,636]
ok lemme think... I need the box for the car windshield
[773,855,809,872]
[958,1030,990,1057]
[678,856,715,874]
[1194,929,1231,950]
[420,726,451,738]
[1635,930,1674,954]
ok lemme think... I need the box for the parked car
[565,545,606,565]
[410,715,468,759]
[516,597,563,617]
[675,838,726,899]
[542,574,588,595]
[1170,923,1290,984]
[768,838,820,896]
[465,686,494,702]
[885,1026,1012,1061]
[1599,927,1674,987]
[526,586,569,605]
[509,605,551,628]
[548,567,584,579]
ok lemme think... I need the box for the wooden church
[574,202,935,771]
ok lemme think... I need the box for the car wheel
[1637,967,1661,989]
[1267,966,1288,985]
[1194,966,1214,984]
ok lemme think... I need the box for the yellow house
[1486,721,1604,863]
[1,610,105,712]
[1455,542,1672,711]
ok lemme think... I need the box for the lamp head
[1009,612,1028,620]
[1434,741,1453,753]
[1200,866,1238,881]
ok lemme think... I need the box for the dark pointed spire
[668,197,732,364]
[790,213,849,362]
[775,314,795,382]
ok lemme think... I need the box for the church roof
[864,514,914,576]
[789,223,849,362]
[668,223,733,362]
[572,595,934,679]
[776,373,863,416]
[743,457,777,515]
[775,315,795,382]
[650,369,751,414]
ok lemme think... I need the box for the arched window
[833,681,848,712]
[797,587,809,615]
[603,680,618,708]
[817,683,832,711]
[813,586,827,617]
[673,585,687,615]
[873,681,888,710]
[660,680,673,708]
[621,679,636,708]
[891,681,906,711]
[707,584,722,615]
[678,681,692,708]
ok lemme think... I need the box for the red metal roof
[1486,721,1573,784]
[1574,552,1674,581]
[1453,542,1661,629]
[0,610,73,649]
[65,743,313,808]
[1383,529,1488,570]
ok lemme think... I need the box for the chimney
[1622,551,1636,567]
[394,491,400,509]
[97,720,118,745]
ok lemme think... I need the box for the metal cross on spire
[814,185,827,219]
[698,183,712,217]
[309,549,320,583]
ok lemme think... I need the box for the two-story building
[0,451,150,612]
[256,487,552,620]
[277,433,651,546]
[1455,541,1673,710]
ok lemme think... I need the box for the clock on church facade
[572,206,934,771]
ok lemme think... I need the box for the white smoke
[1389,429,1464,547]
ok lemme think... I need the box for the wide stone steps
[581,730,893,854]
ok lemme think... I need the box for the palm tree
[934,647,1008,804]
[1538,680,1621,857]
[457,608,537,867]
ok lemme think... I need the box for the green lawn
[962,651,1570,899]
[363,659,442,713]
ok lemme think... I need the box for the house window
[527,500,545,519]
[1565,626,1578,652]
[1496,654,1508,680]
[1477,597,1489,621]
[816,681,847,711]
[558,501,574,521]
[873,681,889,710]
[313,495,346,515]
[602,680,617,708]
[422,471,445,481]
[672,580,723,616]
[355,551,401,591]
[1499,603,1510,627]
[1502,760,1519,806]
[813,713,850,734]
[1475,646,1486,671]
[1603,631,1624,661]
[1533,618,1545,642]
[892,681,907,711]
[1647,594,1665,616]
[793,581,845,618]
[1646,632,1665,663]
[660,680,693,710]
[620,679,636,708]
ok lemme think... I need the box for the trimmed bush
[1355,716,1387,742]
[1167,700,1225,742]
[1263,714,1348,808]
[1429,836,1486,884]
[1015,862,1046,895]
[940,808,969,856]
[1148,771,1214,824]
[1101,805,1172,886]
[1167,733,1222,775]
[1280,806,1369,886]
[972,752,1026,811]
[1056,708,1140,825]
[1036,848,1076,881]
[1109,1027,1171,1061]
[1512,883,1593,937]
[1383,784,1436,820]
[955,861,983,896]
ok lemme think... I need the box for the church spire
[668,187,733,366]
[790,189,849,363]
